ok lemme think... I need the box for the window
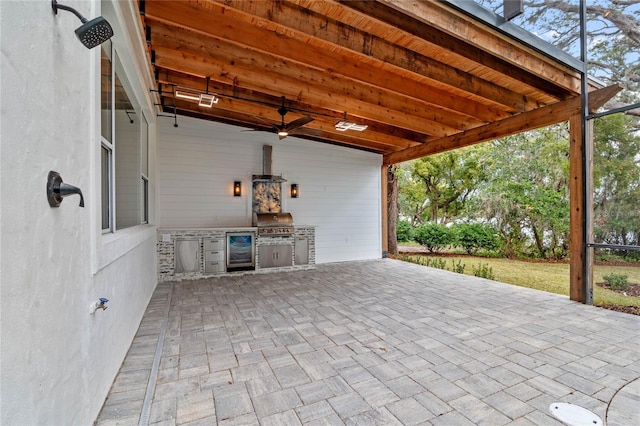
[101,44,113,231]
[141,113,149,224]
[101,42,149,232]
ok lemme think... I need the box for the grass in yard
[398,254,640,310]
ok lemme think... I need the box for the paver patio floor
[96,259,640,425]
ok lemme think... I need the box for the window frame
[101,43,149,233]
[101,42,115,234]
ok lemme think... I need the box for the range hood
[253,145,286,182]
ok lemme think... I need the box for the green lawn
[398,253,640,310]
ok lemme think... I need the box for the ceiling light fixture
[200,77,219,107]
[335,112,367,132]
[199,93,219,107]
[175,78,219,108]
[175,90,200,102]
[175,90,219,107]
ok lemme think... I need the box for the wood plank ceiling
[140,0,587,164]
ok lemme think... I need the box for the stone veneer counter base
[157,227,315,282]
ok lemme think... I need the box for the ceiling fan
[252,97,315,140]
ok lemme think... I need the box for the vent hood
[253,145,286,182]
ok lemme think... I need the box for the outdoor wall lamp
[290,183,299,198]
[52,0,114,49]
[234,181,242,197]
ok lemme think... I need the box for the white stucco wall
[158,117,383,262]
[1,0,380,421]
[1,1,158,424]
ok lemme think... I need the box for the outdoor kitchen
[157,145,316,281]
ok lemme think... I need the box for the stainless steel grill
[254,212,294,236]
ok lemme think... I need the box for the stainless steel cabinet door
[259,244,293,268]
[295,237,309,265]
[175,239,200,273]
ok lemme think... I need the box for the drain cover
[549,402,603,426]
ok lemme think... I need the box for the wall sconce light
[290,183,299,198]
[52,0,114,49]
[234,181,242,197]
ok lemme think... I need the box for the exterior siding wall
[1,1,158,424]
[158,117,382,263]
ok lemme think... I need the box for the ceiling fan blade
[280,125,323,140]
[250,115,280,131]
[292,127,323,137]
[285,116,314,132]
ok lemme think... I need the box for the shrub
[414,223,453,253]
[452,223,500,254]
[627,251,640,263]
[430,258,447,270]
[396,220,415,242]
[398,255,446,270]
[472,263,495,280]
[602,273,629,291]
[451,259,466,274]
[595,250,640,263]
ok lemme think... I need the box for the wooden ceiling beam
[383,84,622,165]
[149,31,462,138]
[140,0,587,159]
[199,0,536,113]
[166,103,396,154]
[290,0,566,103]
[155,70,432,143]
[293,119,419,151]
[290,127,408,154]
[143,17,487,133]
[161,81,428,148]
[342,0,581,96]
[159,84,420,152]
[145,0,530,117]
[153,50,446,139]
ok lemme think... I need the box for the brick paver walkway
[96,259,640,425]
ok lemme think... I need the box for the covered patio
[140,0,622,302]
[96,260,640,425]
[4,1,639,424]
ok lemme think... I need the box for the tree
[408,147,488,224]
[387,165,399,256]
[593,113,640,247]
[468,126,571,258]
[397,163,428,226]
